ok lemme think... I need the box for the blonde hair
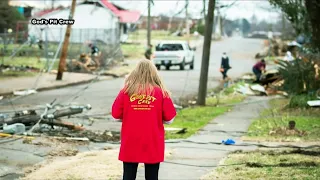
[124,59,170,97]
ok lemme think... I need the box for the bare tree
[305,0,320,52]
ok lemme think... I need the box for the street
[0,38,263,131]
[1,0,320,178]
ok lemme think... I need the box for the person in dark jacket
[144,44,153,60]
[88,43,100,66]
[220,52,231,80]
[252,59,266,83]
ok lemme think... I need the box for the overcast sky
[110,0,280,22]
[14,0,281,23]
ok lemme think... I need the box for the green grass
[288,94,318,108]
[1,56,59,70]
[204,148,320,180]
[245,98,320,142]
[206,81,246,106]
[165,82,247,139]
[206,94,245,106]
[128,30,198,41]
[265,56,279,61]
[165,106,229,139]
[120,43,145,60]
[0,30,197,62]
[0,70,37,80]
[122,29,199,60]
[0,43,86,58]
[0,56,59,79]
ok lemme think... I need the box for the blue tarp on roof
[17,7,24,15]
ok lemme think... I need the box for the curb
[0,76,115,97]
[102,72,128,78]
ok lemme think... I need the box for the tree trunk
[197,0,216,106]
[147,0,151,46]
[56,0,76,80]
[185,0,190,43]
[305,0,320,52]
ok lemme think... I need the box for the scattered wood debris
[48,149,79,157]
[165,127,187,134]
[269,127,307,136]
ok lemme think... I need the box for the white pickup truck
[153,40,196,70]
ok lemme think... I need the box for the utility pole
[281,12,286,38]
[147,0,151,46]
[51,0,55,10]
[197,0,215,106]
[215,7,221,39]
[44,27,49,71]
[185,0,190,43]
[56,0,76,80]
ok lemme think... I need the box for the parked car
[153,40,196,70]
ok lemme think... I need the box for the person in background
[252,59,266,83]
[284,51,294,62]
[220,52,232,80]
[111,59,176,180]
[88,43,100,66]
[145,44,153,60]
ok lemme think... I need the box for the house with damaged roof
[28,0,141,44]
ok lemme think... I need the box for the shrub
[288,94,316,108]
[277,57,320,95]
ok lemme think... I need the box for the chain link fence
[0,23,123,71]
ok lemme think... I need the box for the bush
[277,57,320,95]
[196,24,205,36]
[288,94,316,108]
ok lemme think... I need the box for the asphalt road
[1,37,263,122]
[0,37,263,178]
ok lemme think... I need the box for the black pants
[252,67,261,82]
[123,162,160,180]
[221,68,228,79]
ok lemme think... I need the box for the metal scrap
[13,89,37,96]
[165,127,187,134]
[307,100,320,107]
[238,69,287,96]
[236,84,258,95]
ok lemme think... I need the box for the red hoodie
[112,86,176,163]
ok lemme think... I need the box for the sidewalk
[4,95,318,179]
[135,96,271,180]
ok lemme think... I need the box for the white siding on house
[28,4,119,44]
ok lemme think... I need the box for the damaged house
[28,0,141,44]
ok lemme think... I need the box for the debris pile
[238,69,287,96]
[36,129,121,143]
[255,39,300,59]
[0,103,121,144]
[0,64,40,73]
[67,53,100,73]
[269,127,307,136]
[269,121,307,137]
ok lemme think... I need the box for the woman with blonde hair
[112,59,176,180]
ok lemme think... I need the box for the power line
[0,25,62,107]
[55,4,153,105]
[0,3,152,110]
[0,45,49,109]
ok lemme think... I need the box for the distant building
[9,1,34,18]
[139,15,197,31]
[27,0,141,44]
